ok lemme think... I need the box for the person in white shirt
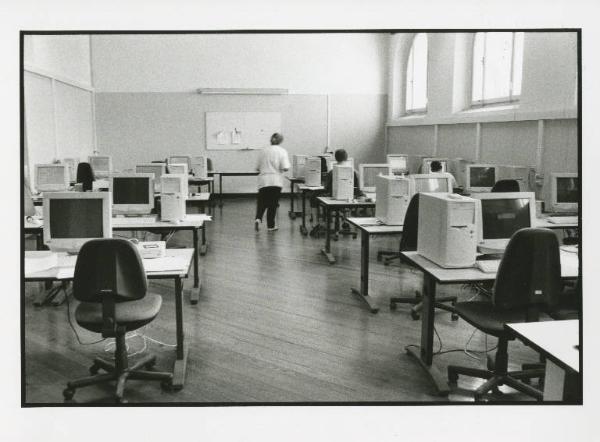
[430,160,458,190]
[255,133,291,231]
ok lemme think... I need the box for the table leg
[189,227,201,305]
[288,180,295,219]
[218,174,224,207]
[172,276,188,390]
[321,205,336,264]
[300,190,308,236]
[200,223,207,256]
[405,274,450,395]
[350,230,379,313]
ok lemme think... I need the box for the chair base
[390,292,458,321]
[63,354,173,403]
[447,364,545,401]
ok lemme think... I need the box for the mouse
[26,217,42,226]
[128,238,140,244]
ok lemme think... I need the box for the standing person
[255,133,290,232]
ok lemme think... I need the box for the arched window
[405,33,428,113]
[472,32,524,106]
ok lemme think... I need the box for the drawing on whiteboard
[217,131,229,145]
[231,128,242,145]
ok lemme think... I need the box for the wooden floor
[23,196,541,404]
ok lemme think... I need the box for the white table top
[316,196,376,207]
[25,214,211,230]
[187,193,211,201]
[25,248,194,280]
[346,217,404,234]
[188,176,214,182]
[535,217,578,229]
[297,184,324,191]
[506,320,579,372]
[402,250,579,283]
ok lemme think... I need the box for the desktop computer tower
[305,157,322,186]
[375,175,410,225]
[160,193,186,222]
[292,155,307,179]
[191,156,208,178]
[332,164,354,201]
[417,193,478,268]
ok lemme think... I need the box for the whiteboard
[206,112,282,150]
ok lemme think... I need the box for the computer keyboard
[475,260,501,273]
[113,216,158,225]
[547,216,578,224]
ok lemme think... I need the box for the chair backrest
[76,162,95,191]
[206,158,213,172]
[491,179,520,193]
[493,228,561,313]
[399,193,420,252]
[73,239,147,303]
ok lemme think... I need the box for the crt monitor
[168,163,189,176]
[62,158,79,183]
[34,164,69,192]
[169,156,192,169]
[466,164,498,192]
[409,174,452,194]
[43,192,112,254]
[387,154,408,175]
[88,155,113,178]
[136,163,167,191]
[471,192,536,249]
[109,173,155,215]
[550,173,578,213]
[359,164,392,192]
[422,158,448,174]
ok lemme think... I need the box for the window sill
[462,103,519,114]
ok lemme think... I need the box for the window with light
[405,33,428,114]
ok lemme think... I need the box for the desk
[316,197,376,264]
[400,250,579,395]
[209,171,259,207]
[186,192,212,215]
[188,176,214,194]
[285,176,305,219]
[297,184,324,236]
[24,249,194,389]
[25,214,210,305]
[506,320,580,402]
[534,217,579,230]
[346,217,403,313]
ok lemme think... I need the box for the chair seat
[549,308,579,320]
[453,301,529,336]
[75,293,162,333]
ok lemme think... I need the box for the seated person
[430,160,458,190]
[324,149,364,199]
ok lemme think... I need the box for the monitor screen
[556,177,578,203]
[90,157,110,171]
[37,166,66,186]
[49,199,104,238]
[136,164,165,179]
[480,198,531,239]
[469,167,496,188]
[414,177,449,193]
[112,177,151,204]
[362,166,390,188]
[389,156,407,172]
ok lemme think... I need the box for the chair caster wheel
[115,396,128,404]
[410,310,420,320]
[63,388,75,400]
[390,302,397,311]
[161,379,173,392]
[89,364,100,375]
[473,393,485,402]
[451,313,459,321]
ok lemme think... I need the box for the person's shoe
[267,226,279,232]
[254,219,261,231]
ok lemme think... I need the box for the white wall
[91,33,388,94]
[24,35,95,188]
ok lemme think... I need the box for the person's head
[270,133,284,145]
[430,160,442,172]
[334,149,348,163]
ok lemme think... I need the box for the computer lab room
[22,31,580,405]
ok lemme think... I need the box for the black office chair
[63,239,172,403]
[447,228,562,401]
[76,162,95,191]
[389,193,458,320]
[491,179,520,192]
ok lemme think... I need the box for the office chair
[491,179,520,192]
[447,228,562,401]
[389,193,458,320]
[62,239,172,403]
[76,162,95,191]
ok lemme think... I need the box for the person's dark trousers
[255,186,282,228]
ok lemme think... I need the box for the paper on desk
[185,214,212,221]
[143,257,189,273]
[55,267,75,279]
